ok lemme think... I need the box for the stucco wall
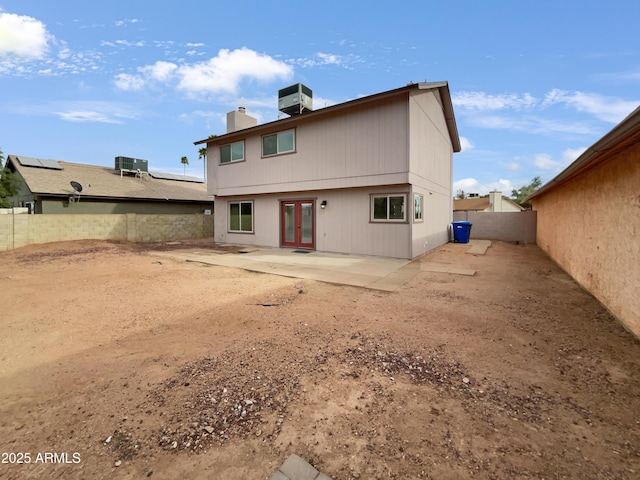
[215,187,418,259]
[452,211,537,243]
[0,212,214,251]
[533,149,640,337]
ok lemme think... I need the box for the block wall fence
[0,210,214,251]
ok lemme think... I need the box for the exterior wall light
[320,200,327,209]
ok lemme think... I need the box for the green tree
[511,176,542,208]
[0,149,21,208]
[180,156,189,175]
[198,147,207,183]
[455,189,466,200]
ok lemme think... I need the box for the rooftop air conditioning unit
[115,156,149,172]
[278,83,313,116]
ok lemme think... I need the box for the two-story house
[194,82,460,259]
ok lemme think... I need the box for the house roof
[453,197,491,211]
[453,195,524,212]
[7,155,212,203]
[526,104,640,202]
[194,81,461,152]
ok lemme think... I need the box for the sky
[1,1,639,196]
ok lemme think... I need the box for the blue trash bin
[452,221,472,243]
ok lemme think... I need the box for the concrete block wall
[0,211,14,250]
[26,215,128,248]
[452,210,537,244]
[0,213,214,251]
[129,214,207,242]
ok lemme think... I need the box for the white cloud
[114,73,145,91]
[453,91,537,110]
[493,178,515,194]
[506,161,521,171]
[52,101,140,124]
[453,178,515,197]
[310,95,337,110]
[114,39,145,48]
[177,47,293,95]
[115,19,140,27]
[562,147,586,164]
[293,52,361,69]
[317,52,341,65]
[55,110,123,124]
[114,61,177,90]
[114,48,293,96]
[543,89,639,123]
[453,177,481,194]
[459,136,474,152]
[0,12,51,58]
[467,114,600,136]
[534,153,562,170]
[141,61,178,82]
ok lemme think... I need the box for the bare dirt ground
[0,239,639,480]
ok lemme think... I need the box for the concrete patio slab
[466,239,492,255]
[156,247,415,291]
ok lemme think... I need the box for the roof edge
[194,81,461,151]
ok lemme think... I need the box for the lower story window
[414,194,424,222]
[371,194,406,222]
[229,201,253,232]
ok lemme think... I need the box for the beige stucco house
[527,106,640,338]
[195,82,461,259]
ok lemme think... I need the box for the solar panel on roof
[39,159,63,170]
[148,171,203,183]
[16,156,63,170]
[16,157,42,167]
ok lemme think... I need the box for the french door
[281,200,315,249]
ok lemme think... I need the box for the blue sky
[1,1,639,196]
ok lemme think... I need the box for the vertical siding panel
[215,99,409,195]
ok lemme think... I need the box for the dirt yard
[0,239,638,480]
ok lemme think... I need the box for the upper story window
[262,129,295,157]
[220,141,244,164]
[371,194,407,222]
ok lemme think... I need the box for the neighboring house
[195,82,461,259]
[453,191,524,212]
[526,106,640,338]
[5,155,213,214]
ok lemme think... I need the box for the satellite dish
[70,181,83,193]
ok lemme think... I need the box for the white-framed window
[220,140,245,164]
[414,194,424,222]
[262,129,295,157]
[228,201,253,233]
[371,194,407,222]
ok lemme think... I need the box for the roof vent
[278,83,313,116]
